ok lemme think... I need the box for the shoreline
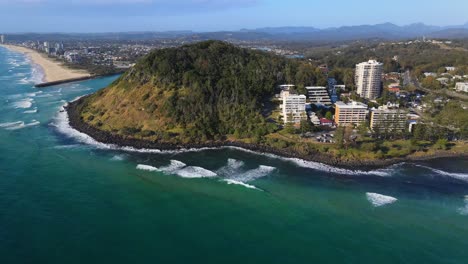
[65,96,468,171]
[0,44,90,84]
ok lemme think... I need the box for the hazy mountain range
[5,22,468,42]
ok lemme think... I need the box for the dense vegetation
[79,41,325,142]
[307,41,468,86]
[75,40,467,163]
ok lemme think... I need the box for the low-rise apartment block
[370,108,408,132]
[334,101,368,126]
[306,86,332,105]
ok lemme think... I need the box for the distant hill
[428,28,468,39]
[5,22,468,42]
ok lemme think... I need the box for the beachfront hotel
[334,101,368,126]
[355,60,384,99]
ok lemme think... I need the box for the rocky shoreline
[66,96,466,171]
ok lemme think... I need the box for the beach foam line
[366,192,397,207]
[56,102,402,176]
[415,165,468,182]
[224,179,262,191]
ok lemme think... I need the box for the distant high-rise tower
[355,60,383,100]
[0,35,5,44]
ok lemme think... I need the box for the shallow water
[1,46,468,264]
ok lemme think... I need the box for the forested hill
[77,41,317,142]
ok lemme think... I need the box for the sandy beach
[1,44,90,83]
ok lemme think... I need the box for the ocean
[0,46,467,264]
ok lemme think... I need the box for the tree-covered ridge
[80,41,318,142]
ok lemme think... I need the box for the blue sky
[1,0,467,32]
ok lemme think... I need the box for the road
[403,70,468,101]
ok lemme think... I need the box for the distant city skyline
[0,0,467,33]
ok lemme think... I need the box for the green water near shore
[1,46,468,264]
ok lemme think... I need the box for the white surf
[366,192,398,207]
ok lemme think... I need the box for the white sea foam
[23,108,38,114]
[224,179,261,190]
[53,144,83,149]
[158,160,187,173]
[456,196,468,216]
[136,160,216,178]
[217,158,245,176]
[35,93,55,98]
[229,165,276,182]
[0,121,24,128]
[51,104,115,150]
[175,166,217,178]
[415,165,468,182]
[4,120,40,130]
[110,155,126,161]
[12,98,33,109]
[136,164,159,172]
[54,102,405,176]
[366,192,398,207]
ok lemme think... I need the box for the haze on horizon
[1,0,467,33]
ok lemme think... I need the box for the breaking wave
[23,108,38,114]
[366,192,398,207]
[415,165,468,182]
[224,179,261,191]
[175,166,217,178]
[53,102,449,179]
[159,160,187,173]
[217,158,245,176]
[216,158,275,183]
[12,98,33,109]
[0,120,40,130]
[0,121,24,128]
[136,164,159,172]
[136,160,216,179]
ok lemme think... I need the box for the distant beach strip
[0,44,90,85]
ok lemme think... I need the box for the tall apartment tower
[0,35,5,44]
[355,60,383,99]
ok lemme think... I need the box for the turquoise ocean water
[0,46,467,263]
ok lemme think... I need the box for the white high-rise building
[282,94,306,124]
[355,60,383,99]
[0,35,4,44]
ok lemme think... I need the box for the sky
[1,0,467,33]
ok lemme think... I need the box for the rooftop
[357,60,383,66]
[335,101,368,109]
